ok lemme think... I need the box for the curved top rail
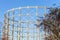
[4,6,47,14]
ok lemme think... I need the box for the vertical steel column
[12,10,14,40]
[19,8,21,40]
[17,24,19,40]
[27,6,30,40]
[7,12,10,40]
[17,8,21,40]
[21,14,23,40]
[36,6,38,40]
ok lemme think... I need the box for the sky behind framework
[0,0,60,22]
[0,0,60,40]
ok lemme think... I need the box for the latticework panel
[2,6,47,40]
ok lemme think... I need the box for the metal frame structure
[2,6,47,40]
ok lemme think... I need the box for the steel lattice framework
[2,6,47,40]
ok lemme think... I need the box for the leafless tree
[35,8,60,40]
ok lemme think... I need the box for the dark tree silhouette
[35,8,60,40]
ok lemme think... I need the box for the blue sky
[0,0,60,22]
[0,0,60,40]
